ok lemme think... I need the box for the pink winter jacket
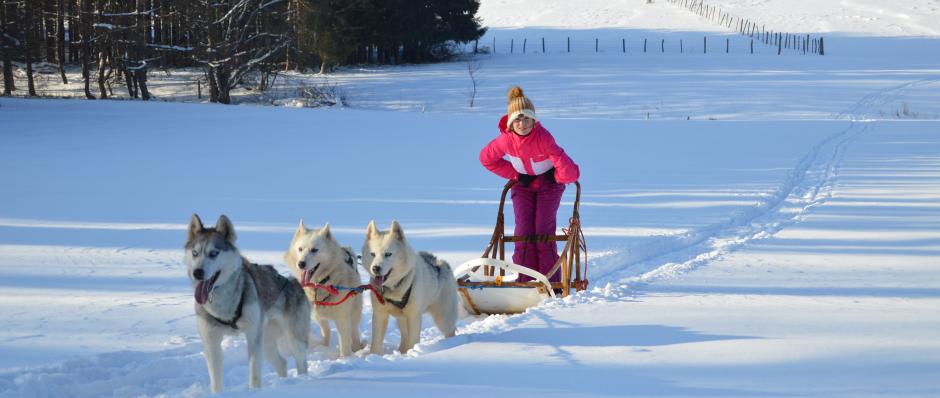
[479,115,580,186]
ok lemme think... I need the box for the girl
[479,86,580,282]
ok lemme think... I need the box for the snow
[2,1,940,397]
[480,0,940,37]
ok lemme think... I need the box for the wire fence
[666,0,824,55]
[471,34,815,56]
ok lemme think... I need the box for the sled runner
[455,180,588,315]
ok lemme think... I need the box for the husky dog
[185,214,310,393]
[361,220,459,354]
[284,220,363,357]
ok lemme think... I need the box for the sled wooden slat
[503,235,568,242]
[461,281,548,288]
[458,288,482,315]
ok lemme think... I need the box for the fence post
[622,38,626,53]
[680,39,683,53]
[523,38,527,53]
[567,37,570,53]
[726,38,729,53]
[661,39,665,53]
[777,34,782,55]
[704,36,707,54]
[644,38,647,53]
[750,39,753,54]
[511,39,514,53]
[542,37,545,53]
[493,36,496,53]
[819,37,824,55]
[595,38,598,53]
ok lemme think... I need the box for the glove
[543,168,557,184]
[516,173,536,187]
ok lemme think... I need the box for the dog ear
[216,215,237,244]
[322,222,331,239]
[294,219,306,238]
[390,220,405,241]
[187,214,204,243]
[366,220,378,239]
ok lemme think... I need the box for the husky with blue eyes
[185,214,310,393]
[361,220,459,354]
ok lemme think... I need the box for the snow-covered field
[1,1,939,397]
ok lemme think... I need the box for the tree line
[0,0,485,104]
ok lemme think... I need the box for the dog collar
[209,283,246,329]
[314,275,332,303]
[384,285,412,310]
[206,265,249,330]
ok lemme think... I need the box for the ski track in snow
[2,80,937,398]
[603,77,940,286]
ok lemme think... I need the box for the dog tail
[284,276,312,318]
[419,251,451,272]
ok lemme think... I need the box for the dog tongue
[302,269,313,286]
[195,280,210,304]
[370,275,384,289]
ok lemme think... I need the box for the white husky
[185,214,310,393]
[284,220,364,357]
[361,220,459,354]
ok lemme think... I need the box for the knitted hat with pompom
[506,86,536,128]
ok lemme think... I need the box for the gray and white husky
[284,220,364,357]
[361,220,459,354]
[185,214,310,393]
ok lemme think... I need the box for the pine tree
[302,0,366,73]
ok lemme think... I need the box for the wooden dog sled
[454,180,587,315]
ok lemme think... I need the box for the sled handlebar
[500,179,581,219]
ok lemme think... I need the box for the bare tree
[24,0,36,96]
[93,0,111,99]
[1,0,18,95]
[468,60,481,107]
[130,0,150,99]
[78,0,95,98]
[196,0,291,104]
[55,0,67,83]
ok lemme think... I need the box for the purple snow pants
[511,177,566,283]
